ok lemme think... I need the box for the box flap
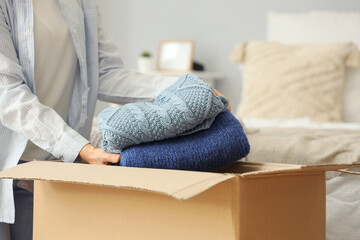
[0,161,234,200]
[218,161,304,174]
[236,162,360,178]
[337,169,360,175]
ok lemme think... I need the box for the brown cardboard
[0,160,359,240]
[0,161,234,200]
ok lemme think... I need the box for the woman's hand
[78,144,120,165]
[214,89,231,111]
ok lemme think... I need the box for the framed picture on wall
[157,40,194,72]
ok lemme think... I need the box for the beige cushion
[267,11,360,123]
[231,41,360,122]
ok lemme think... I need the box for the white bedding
[327,173,360,240]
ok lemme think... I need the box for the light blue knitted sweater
[98,74,229,153]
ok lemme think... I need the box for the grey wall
[97,0,360,112]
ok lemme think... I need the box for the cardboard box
[0,160,358,240]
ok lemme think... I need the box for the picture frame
[157,40,194,72]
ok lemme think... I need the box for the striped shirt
[0,0,176,223]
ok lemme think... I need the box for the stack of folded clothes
[98,74,250,171]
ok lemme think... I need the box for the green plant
[141,51,151,58]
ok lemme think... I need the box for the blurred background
[96,0,360,113]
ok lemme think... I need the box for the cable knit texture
[119,110,250,171]
[98,74,229,153]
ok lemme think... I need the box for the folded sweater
[98,74,228,153]
[119,110,250,171]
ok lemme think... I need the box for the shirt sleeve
[96,5,177,104]
[0,6,89,162]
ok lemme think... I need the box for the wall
[97,0,360,113]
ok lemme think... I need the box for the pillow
[267,11,360,122]
[119,110,250,171]
[231,41,360,122]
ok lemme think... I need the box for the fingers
[104,153,121,164]
[213,89,221,96]
[227,101,232,111]
[213,88,232,111]
[94,148,120,165]
[78,144,120,165]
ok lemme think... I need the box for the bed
[231,11,360,240]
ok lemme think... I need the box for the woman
[0,0,183,239]
[0,0,230,239]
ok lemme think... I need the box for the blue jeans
[0,160,33,240]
